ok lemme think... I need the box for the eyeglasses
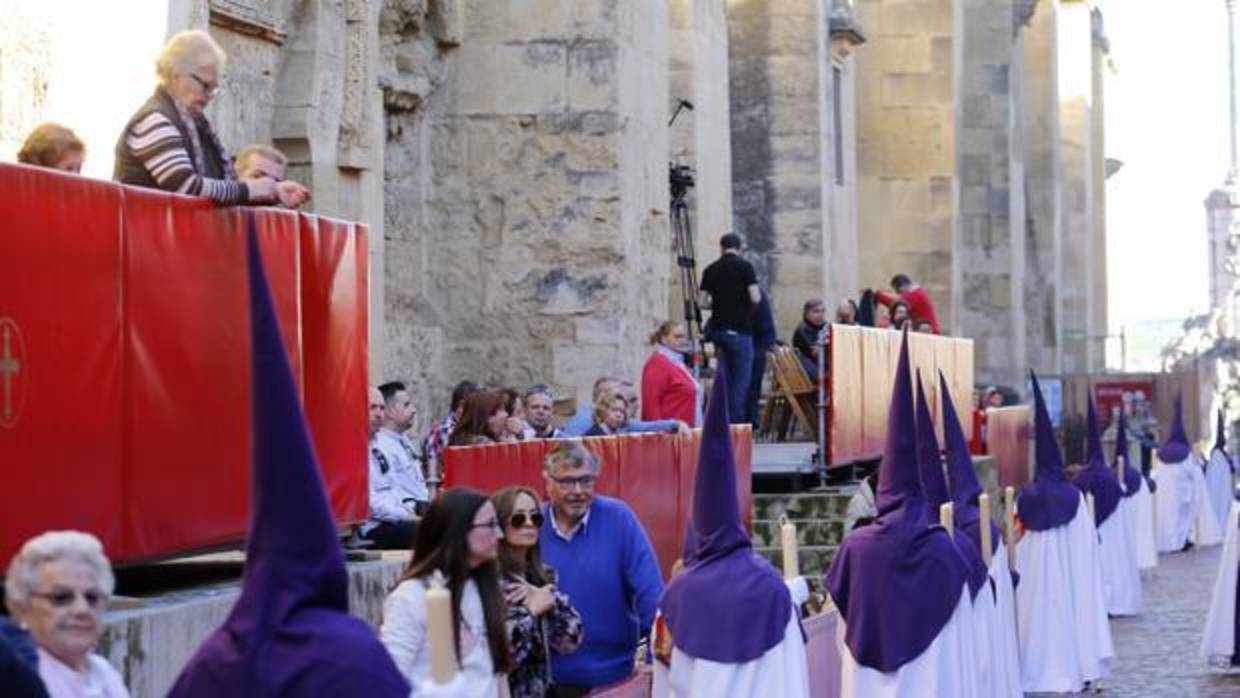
[32,589,105,609]
[469,518,502,531]
[508,512,545,529]
[188,73,220,97]
[549,474,597,491]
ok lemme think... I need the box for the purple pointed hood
[1114,411,1144,497]
[1214,409,1228,456]
[915,374,987,598]
[659,359,792,663]
[1016,372,1083,531]
[1071,400,1122,526]
[168,216,409,697]
[1158,394,1191,463]
[940,372,1001,559]
[825,330,969,672]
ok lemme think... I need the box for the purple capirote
[1071,399,1123,527]
[1015,372,1082,532]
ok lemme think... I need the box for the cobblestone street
[1093,543,1240,697]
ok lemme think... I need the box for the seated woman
[641,321,701,427]
[449,391,516,446]
[584,389,685,437]
[498,387,534,440]
[491,486,583,698]
[5,531,130,698]
[114,30,308,208]
[792,298,826,381]
[835,299,858,325]
[380,489,511,696]
[889,300,912,331]
[17,123,85,173]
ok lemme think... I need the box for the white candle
[779,515,799,579]
[425,571,458,685]
[1116,454,1126,495]
[939,502,954,535]
[1003,485,1017,567]
[1086,492,1096,520]
[978,493,993,567]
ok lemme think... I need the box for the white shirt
[375,428,430,503]
[380,577,499,698]
[37,648,130,698]
[364,439,418,532]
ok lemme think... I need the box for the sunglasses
[508,512,545,529]
[32,589,105,609]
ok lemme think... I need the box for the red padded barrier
[299,215,369,524]
[444,427,753,578]
[0,165,126,563]
[121,192,303,559]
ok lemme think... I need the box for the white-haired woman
[113,30,308,208]
[6,531,129,698]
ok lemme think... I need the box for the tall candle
[1003,485,1017,567]
[1116,454,1126,495]
[978,493,993,567]
[939,502,954,535]
[1086,492,1096,521]
[779,515,799,579]
[425,571,458,685]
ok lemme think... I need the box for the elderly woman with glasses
[113,30,308,208]
[491,486,583,698]
[5,531,129,698]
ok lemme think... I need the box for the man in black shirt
[699,233,760,423]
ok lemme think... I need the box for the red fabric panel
[299,215,369,524]
[829,324,863,465]
[122,190,301,560]
[0,164,126,564]
[859,328,892,460]
[615,433,681,574]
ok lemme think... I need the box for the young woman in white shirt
[380,488,512,696]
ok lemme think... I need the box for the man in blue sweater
[539,441,664,695]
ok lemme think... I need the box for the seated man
[524,385,565,439]
[363,382,429,549]
[360,386,420,549]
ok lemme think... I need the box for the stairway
[752,486,857,583]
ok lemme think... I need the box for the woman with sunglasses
[380,488,512,696]
[5,531,130,697]
[491,487,583,698]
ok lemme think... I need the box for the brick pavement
[1096,542,1240,697]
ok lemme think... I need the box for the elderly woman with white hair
[5,531,129,698]
[113,30,308,208]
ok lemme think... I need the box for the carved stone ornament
[208,0,287,45]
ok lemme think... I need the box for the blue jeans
[712,330,754,424]
[747,347,770,430]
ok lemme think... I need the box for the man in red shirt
[875,273,941,334]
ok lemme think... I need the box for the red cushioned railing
[0,162,368,564]
[442,427,753,579]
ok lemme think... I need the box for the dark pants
[712,330,754,424]
[361,520,416,550]
[747,346,771,430]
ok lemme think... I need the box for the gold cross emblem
[0,318,25,429]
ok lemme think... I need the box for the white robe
[653,607,810,698]
[1201,501,1239,663]
[653,578,811,698]
[1206,450,1235,534]
[1121,477,1158,571]
[1095,506,1142,616]
[985,540,1023,698]
[1014,496,1114,693]
[1152,457,1221,552]
[837,586,977,698]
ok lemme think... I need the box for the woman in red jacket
[641,321,701,427]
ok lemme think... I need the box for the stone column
[728,0,840,336]
[668,0,733,332]
[853,0,956,331]
[827,7,866,314]
[953,0,1027,388]
[1089,7,1109,370]
[382,0,671,415]
[1019,0,1065,375]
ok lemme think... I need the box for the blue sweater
[541,496,664,687]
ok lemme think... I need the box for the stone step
[750,518,845,548]
[755,545,838,578]
[752,487,857,522]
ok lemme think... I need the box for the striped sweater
[115,89,249,205]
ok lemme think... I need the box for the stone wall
[853,0,956,332]
[728,0,839,337]
[952,0,1027,388]
[669,0,733,336]
[381,0,671,416]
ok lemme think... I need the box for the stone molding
[208,0,286,45]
